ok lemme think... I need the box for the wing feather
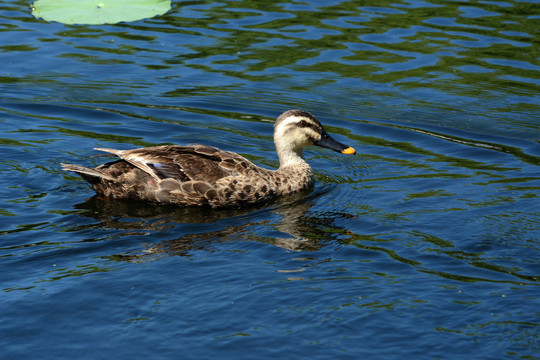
[94,145,255,185]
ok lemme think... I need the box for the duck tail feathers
[94,147,123,156]
[61,163,115,181]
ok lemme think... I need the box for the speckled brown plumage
[62,110,355,208]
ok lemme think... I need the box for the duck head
[273,110,356,162]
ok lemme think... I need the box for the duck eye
[298,120,307,127]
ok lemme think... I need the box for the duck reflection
[72,187,354,259]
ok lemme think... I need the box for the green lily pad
[31,0,171,25]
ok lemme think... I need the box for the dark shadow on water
[74,195,270,225]
[71,185,356,259]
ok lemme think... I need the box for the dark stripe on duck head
[275,109,322,127]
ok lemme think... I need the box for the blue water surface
[1,0,539,359]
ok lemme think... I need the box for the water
[1,0,539,359]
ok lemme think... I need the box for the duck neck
[277,144,313,173]
[277,146,309,170]
[273,136,314,193]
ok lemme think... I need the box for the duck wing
[94,144,254,184]
[63,144,270,207]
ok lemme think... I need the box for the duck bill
[314,131,356,155]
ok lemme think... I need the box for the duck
[62,109,355,208]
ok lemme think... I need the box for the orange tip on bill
[341,147,356,155]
